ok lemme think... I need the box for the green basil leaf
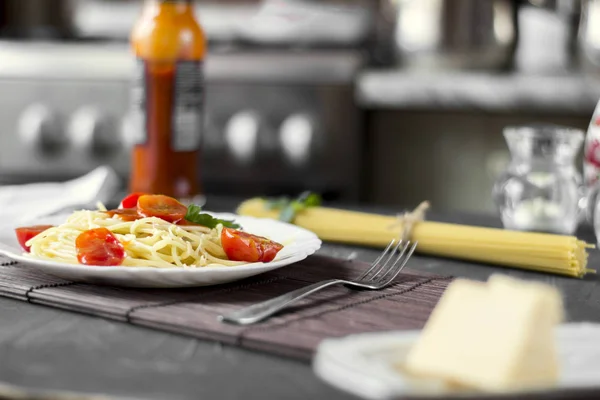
[185,204,241,229]
[278,204,296,223]
[264,197,290,210]
[304,193,322,207]
[263,192,322,223]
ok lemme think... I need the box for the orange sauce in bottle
[129,0,206,198]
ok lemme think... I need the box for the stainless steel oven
[0,41,366,201]
[0,0,370,201]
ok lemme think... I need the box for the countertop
[356,70,600,115]
[0,198,598,400]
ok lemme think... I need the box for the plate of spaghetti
[0,194,321,287]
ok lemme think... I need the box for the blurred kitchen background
[1,0,600,213]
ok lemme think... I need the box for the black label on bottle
[130,58,148,146]
[172,60,204,152]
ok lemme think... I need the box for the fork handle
[218,279,344,325]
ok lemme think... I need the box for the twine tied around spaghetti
[388,201,430,243]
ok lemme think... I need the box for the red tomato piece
[137,194,188,223]
[15,225,54,252]
[119,192,148,209]
[75,228,125,266]
[221,227,284,263]
[176,219,201,226]
[105,208,143,222]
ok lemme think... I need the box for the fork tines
[359,240,418,288]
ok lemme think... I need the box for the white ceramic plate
[0,213,322,288]
[313,323,600,399]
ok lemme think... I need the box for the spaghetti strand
[27,210,246,268]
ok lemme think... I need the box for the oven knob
[203,111,224,151]
[225,111,260,164]
[68,107,119,156]
[120,111,150,149]
[18,103,65,154]
[120,113,136,149]
[280,114,315,166]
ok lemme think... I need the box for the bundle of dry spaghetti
[237,198,595,278]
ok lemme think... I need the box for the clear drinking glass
[493,124,584,235]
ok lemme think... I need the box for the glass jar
[493,124,584,235]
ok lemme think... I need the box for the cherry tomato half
[15,225,54,252]
[105,208,143,222]
[76,228,125,266]
[119,192,147,209]
[221,227,284,263]
[176,219,202,226]
[137,194,188,223]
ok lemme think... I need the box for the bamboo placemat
[0,255,452,360]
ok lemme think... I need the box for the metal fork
[218,240,417,325]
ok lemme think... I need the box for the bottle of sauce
[129,0,206,199]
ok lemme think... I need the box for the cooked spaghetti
[18,194,284,268]
[26,210,244,268]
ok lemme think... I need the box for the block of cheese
[404,274,563,392]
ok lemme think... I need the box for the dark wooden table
[0,198,598,399]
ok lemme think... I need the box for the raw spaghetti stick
[237,198,595,278]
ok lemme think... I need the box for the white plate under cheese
[313,323,600,399]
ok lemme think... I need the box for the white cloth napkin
[0,166,121,227]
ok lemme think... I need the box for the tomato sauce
[105,208,143,222]
[106,208,203,227]
[129,0,206,199]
